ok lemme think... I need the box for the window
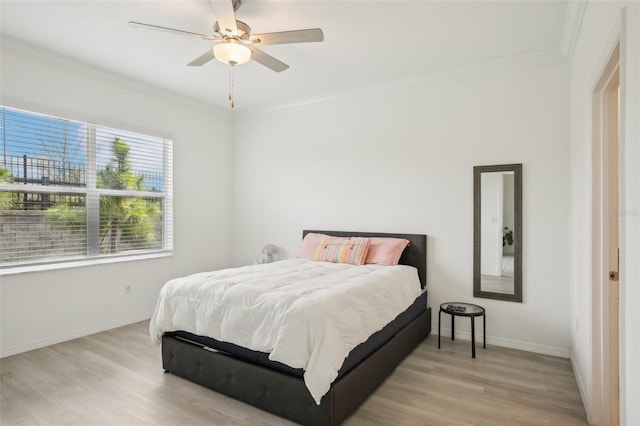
[0,106,173,270]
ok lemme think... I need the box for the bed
[155,230,430,426]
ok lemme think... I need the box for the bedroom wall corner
[0,39,235,357]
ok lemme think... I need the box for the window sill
[0,251,173,276]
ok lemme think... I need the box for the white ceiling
[1,0,569,111]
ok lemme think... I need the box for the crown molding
[561,0,587,59]
[240,48,568,116]
[1,33,569,118]
[0,35,229,117]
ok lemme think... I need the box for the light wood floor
[0,321,588,426]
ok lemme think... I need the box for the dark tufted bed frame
[161,230,431,425]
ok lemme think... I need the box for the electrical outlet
[124,284,132,295]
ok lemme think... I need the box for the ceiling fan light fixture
[214,42,251,66]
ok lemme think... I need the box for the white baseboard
[433,327,571,358]
[570,351,592,424]
[0,312,152,358]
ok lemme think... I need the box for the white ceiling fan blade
[248,47,289,72]
[209,0,238,35]
[129,21,217,41]
[188,49,217,66]
[249,28,324,45]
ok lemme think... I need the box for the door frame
[591,40,621,426]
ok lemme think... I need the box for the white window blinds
[0,106,173,269]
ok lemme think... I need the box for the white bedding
[149,258,422,404]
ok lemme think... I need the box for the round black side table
[438,302,486,358]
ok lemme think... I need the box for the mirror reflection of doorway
[480,171,515,295]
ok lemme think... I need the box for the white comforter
[149,258,421,404]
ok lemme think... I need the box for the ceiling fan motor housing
[214,20,251,40]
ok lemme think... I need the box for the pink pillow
[313,237,371,265]
[359,237,410,265]
[296,233,339,259]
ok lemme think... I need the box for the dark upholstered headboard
[302,230,427,288]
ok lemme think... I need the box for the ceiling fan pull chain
[231,67,235,108]
[228,67,236,108]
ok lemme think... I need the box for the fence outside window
[0,106,173,270]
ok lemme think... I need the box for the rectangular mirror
[474,164,522,302]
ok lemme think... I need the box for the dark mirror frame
[473,163,523,302]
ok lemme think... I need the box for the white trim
[0,35,229,129]
[571,351,593,425]
[433,327,570,359]
[163,139,174,252]
[2,33,567,117]
[0,251,172,276]
[589,19,623,90]
[561,1,588,59]
[619,5,640,425]
[0,312,152,358]
[240,49,567,116]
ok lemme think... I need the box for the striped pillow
[296,232,340,259]
[313,238,371,265]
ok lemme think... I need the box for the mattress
[150,258,422,403]
[168,290,427,380]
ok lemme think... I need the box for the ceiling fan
[129,0,324,73]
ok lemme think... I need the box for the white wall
[569,2,640,424]
[0,39,234,357]
[232,61,571,356]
